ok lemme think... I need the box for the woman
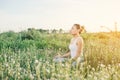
[53,24,84,66]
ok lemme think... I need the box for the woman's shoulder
[70,36,84,43]
[77,36,83,40]
[77,36,84,43]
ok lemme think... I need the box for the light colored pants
[53,57,67,63]
[53,57,84,66]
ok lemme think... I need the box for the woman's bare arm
[61,52,70,58]
[54,51,70,58]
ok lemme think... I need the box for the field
[0,29,120,80]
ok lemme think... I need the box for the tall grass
[0,31,120,80]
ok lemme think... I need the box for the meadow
[0,29,120,80]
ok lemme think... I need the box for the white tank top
[69,37,83,58]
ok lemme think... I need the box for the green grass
[0,30,120,80]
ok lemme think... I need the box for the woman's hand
[54,51,70,59]
[54,54,61,58]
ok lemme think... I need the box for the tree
[52,29,57,33]
[59,28,64,33]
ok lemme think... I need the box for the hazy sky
[0,0,120,32]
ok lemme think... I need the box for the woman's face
[70,26,79,35]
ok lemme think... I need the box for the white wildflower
[35,60,39,64]
[29,74,34,80]
[100,64,105,68]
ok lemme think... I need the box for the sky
[0,0,120,33]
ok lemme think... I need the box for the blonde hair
[73,24,83,34]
